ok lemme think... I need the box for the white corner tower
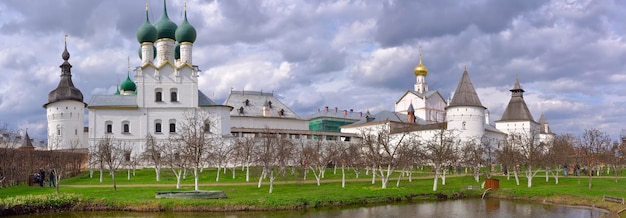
[43,38,87,150]
[445,67,486,142]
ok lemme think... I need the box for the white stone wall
[46,100,86,150]
[446,106,485,143]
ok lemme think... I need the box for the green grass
[2,167,626,215]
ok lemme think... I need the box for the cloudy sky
[1,0,625,141]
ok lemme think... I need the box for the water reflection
[15,199,606,218]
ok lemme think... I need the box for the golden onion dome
[413,54,428,76]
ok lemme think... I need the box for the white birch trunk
[246,164,250,182]
[216,166,221,182]
[194,167,199,191]
[371,166,376,184]
[258,168,265,188]
[514,168,519,185]
[127,168,131,180]
[99,168,103,183]
[442,167,447,185]
[433,165,439,191]
[341,164,346,188]
[155,167,161,182]
[269,170,274,193]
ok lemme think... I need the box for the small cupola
[175,3,197,44]
[154,0,177,40]
[136,3,157,43]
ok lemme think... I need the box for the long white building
[342,52,555,146]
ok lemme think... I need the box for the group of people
[34,169,55,187]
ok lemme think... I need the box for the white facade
[86,4,232,157]
[445,105,486,143]
[342,60,553,148]
[46,100,86,150]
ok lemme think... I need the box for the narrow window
[155,91,162,102]
[204,120,211,133]
[170,91,178,102]
[155,123,162,133]
[123,124,130,133]
[106,122,113,133]
[169,122,176,133]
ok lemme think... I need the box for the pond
[14,198,607,218]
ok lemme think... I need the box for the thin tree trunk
[194,167,199,191]
[433,165,439,191]
[155,167,161,182]
[513,167,520,186]
[371,166,376,184]
[269,170,274,193]
[341,163,346,188]
[258,168,265,188]
[246,163,250,182]
[216,166,221,182]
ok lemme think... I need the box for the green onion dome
[175,11,196,43]
[154,2,177,40]
[175,43,180,59]
[138,45,157,59]
[120,75,136,92]
[136,10,157,43]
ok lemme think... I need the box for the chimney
[325,106,329,112]
[407,111,415,124]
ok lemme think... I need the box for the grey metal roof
[223,90,301,119]
[448,69,484,108]
[44,43,85,107]
[346,110,429,126]
[306,108,363,120]
[20,131,34,148]
[498,77,534,122]
[395,90,441,104]
[198,91,216,106]
[538,113,552,134]
[88,95,138,107]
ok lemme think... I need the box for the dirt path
[61,175,461,188]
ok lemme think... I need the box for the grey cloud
[375,0,545,46]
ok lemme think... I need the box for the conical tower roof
[498,75,534,121]
[44,40,85,108]
[448,67,484,108]
[20,130,35,150]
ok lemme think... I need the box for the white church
[341,52,555,146]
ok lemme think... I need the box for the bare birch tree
[359,123,409,189]
[176,110,217,191]
[96,134,124,191]
[423,127,459,191]
[142,134,164,181]
[578,128,612,190]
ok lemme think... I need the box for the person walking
[38,169,45,187]
[49,169,55,187]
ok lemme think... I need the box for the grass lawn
[2,167,626,215]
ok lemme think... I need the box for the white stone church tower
[43,40,87,150]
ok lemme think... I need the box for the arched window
[155,88,163,102]
[204,120,211,133]
[169,119,176,133]
[105,121,113,134]
[56,125,61,136]
[155,119,162,133]
[122,121,130,133]
[170,88,178,102]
